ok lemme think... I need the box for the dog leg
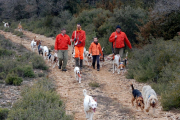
[79,76,81,83]
[131,97,135,106]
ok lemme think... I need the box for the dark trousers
[92,55,100,69]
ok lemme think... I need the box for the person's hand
[74,38,77,41]
[115,35,117,39]
[70,39,73,42]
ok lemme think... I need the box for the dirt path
[0,30,180,120]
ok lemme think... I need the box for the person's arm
[89,43,92,54]
[109,32,115,43]
[124,33,132,49]
[99,44,103,56]
[79,31,86,44]
[54,35,59,50]
[68,36,71,45]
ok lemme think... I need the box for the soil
[0,30,180,120]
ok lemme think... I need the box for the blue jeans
[92,55,100,69]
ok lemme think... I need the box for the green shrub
[31,54,48,70]
[38,73,45,77]
[7,78,73,120]
[5,73,23,86]
[161,80,180,111]
[0,108,9,120]
[0,48,14,56]
[13,31,23,38]
[89,81,100,88]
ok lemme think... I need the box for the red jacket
[55,34,71,50]
[109,31,132,49]
[71,30,86,47]
[89,42,103,56]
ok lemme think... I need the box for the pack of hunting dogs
[3,22,158,120]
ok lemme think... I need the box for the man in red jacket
[71,23,86,69]
[55,28,71,71]
[109,25,132,59]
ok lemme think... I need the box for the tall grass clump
[7,78,73,120]
[126,36,180,110]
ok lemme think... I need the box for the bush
[7,78,73,120]
[31,54,48,70]
[89,81,100,88]
[5,73,23,86]
[0,108,9,120]
[13,31,23,38]
[0,48,14,56]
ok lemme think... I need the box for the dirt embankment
[0,30,180,120]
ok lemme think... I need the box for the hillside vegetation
[1,0,180,111]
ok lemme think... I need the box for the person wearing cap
[109,25,132,59]
[71,23,86,69]
[55,28,71,71]
[89,37,103,71]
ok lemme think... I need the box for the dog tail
[131,84,134,90]
[83,89,87,96]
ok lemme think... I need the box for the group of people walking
[54,24,132,71]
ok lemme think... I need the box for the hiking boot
[75,58,79,67]
[80,59,83,69]
[59,65,61,69]
[97,64,100,70]
[62,69,67,72]
[97,69,100,71]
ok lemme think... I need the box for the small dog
[31,39,37,52]
[3,21,9,28]
[18,22,23,31]
[100,47,104,68]
[142,85,158,113]
[74,67,81,83]
[131,84,144,111]
[49,52,59,68]
[42,46,49,60]
[83,89,97,120]
[118,62,126,74]
[113,54,121,74]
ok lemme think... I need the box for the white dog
[113,54,121,74]
[142,85,158,114]
[83,89,97,120]
[31,39,37,52]
[3,22,9,28]
[74,67,81,83]
[42,46,49,60]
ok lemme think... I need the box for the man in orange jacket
[71,23,86,69]
[55,28,71,71]
[109,25,132,59]
[89,37,103,71]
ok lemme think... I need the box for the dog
[100,47,104,68]
[113,54,121,74]
[142,85,158,114]
[74,67,81,83]
[42,46,49,60]
[118,62,126,74]
[83,89,97,120]
[49,52,59,68]
[131,84,144,111]
[31,39,37,52]
[18,22,23,31]
[3,22,9,28]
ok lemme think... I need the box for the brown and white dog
[18,22,23,31]
[131,84,144,111]
[49,52,59,68]
[3,22,9,28]
[100,47,104,68]
[118,62,126,74]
